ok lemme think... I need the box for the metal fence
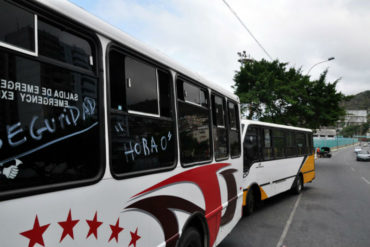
[314,137,359,149]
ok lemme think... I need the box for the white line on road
[276,193,302,247]
[361,177,370,185]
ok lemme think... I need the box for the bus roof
[241,119,312,133]
[36,0,239,102]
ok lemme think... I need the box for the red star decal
[108,218,124,243]
[128,227,141,247]
[86,212,103,239]
[20,215,50,247]
[58,209,79,242]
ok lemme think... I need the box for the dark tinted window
[228,102,237,129]
[273,129,285,158]
[110,114,175,174]
[109,50,175,176]
[263,129,273,160]
[178,80,211,164]
[0,1,35,52]
[308,133,313,154]
[244,126,260,171]
[286,131,297,156]
[228,101,241,157]
[296,132,306,155]
[183,81,207,107]
[212,94,227,160]
[158,70,172,118]
[125,57,158,115]
[109,50,125,111]
[38,20,94,71]
[213,95,225,126]
[0,49,100,194]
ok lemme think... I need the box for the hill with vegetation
[341,90,370,110]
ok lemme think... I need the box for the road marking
[361,177,370,185]
[276,193,302,247]
[351,167,355,172]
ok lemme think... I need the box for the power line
[222,0,273,61]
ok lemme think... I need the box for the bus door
[244,126,265,185]
[258,128,275,196]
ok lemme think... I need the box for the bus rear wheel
[178,227,202,247]
[292,175,303,194]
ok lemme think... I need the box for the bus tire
[244,189,255,216]
[177,227,202,247]
[292,174,303,194]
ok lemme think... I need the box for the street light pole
[306,57,335,75]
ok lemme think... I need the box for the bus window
[38,19,94,71]
[244,126,259,171]
[0,26,100,196]
[0,1,36,53]
[272,129,285,158]
[109,50,125,111]
[177,79,211,165]
[109,50,176,176]
[228,101,241,158]
[183,81,207,107]
[125,57,158,115]
[212,94,228,160]
[308,133,314,154]
[263,128,273,160]
[296,132,306,155]
[285,131,297,157]
[158,70,173,118]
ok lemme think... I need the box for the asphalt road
[219,145,370,247]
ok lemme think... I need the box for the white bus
[0,1,243,246]
[241,120,315,214]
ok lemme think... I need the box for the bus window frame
[106,43,178,179]
[272,127,286,159]
[262,127,274,161]
[211,92,229,162]
[0,1,105,201]
[176,74,213,168]
[0,13,38,56]
[124,55,161,118]
[243,124,261,171]
[227,99,241,159]
[243,125,313,165]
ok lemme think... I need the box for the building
[343,110,367,127]
[313,128,336,139]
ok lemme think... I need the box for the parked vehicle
[319,147,332,158]
[354,147,362,153]
[356,150,370,161]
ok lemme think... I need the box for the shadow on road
[247,187,313,216]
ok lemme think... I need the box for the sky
[69,0,370,96]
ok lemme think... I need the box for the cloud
[70,0,370,95]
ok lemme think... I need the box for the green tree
[233,51,346,129]
[340,122,369,137]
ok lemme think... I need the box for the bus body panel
[301,154,316,183]
[1,161,243,247]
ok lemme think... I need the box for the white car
[357,150,370,161]
[354,147,362,153]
